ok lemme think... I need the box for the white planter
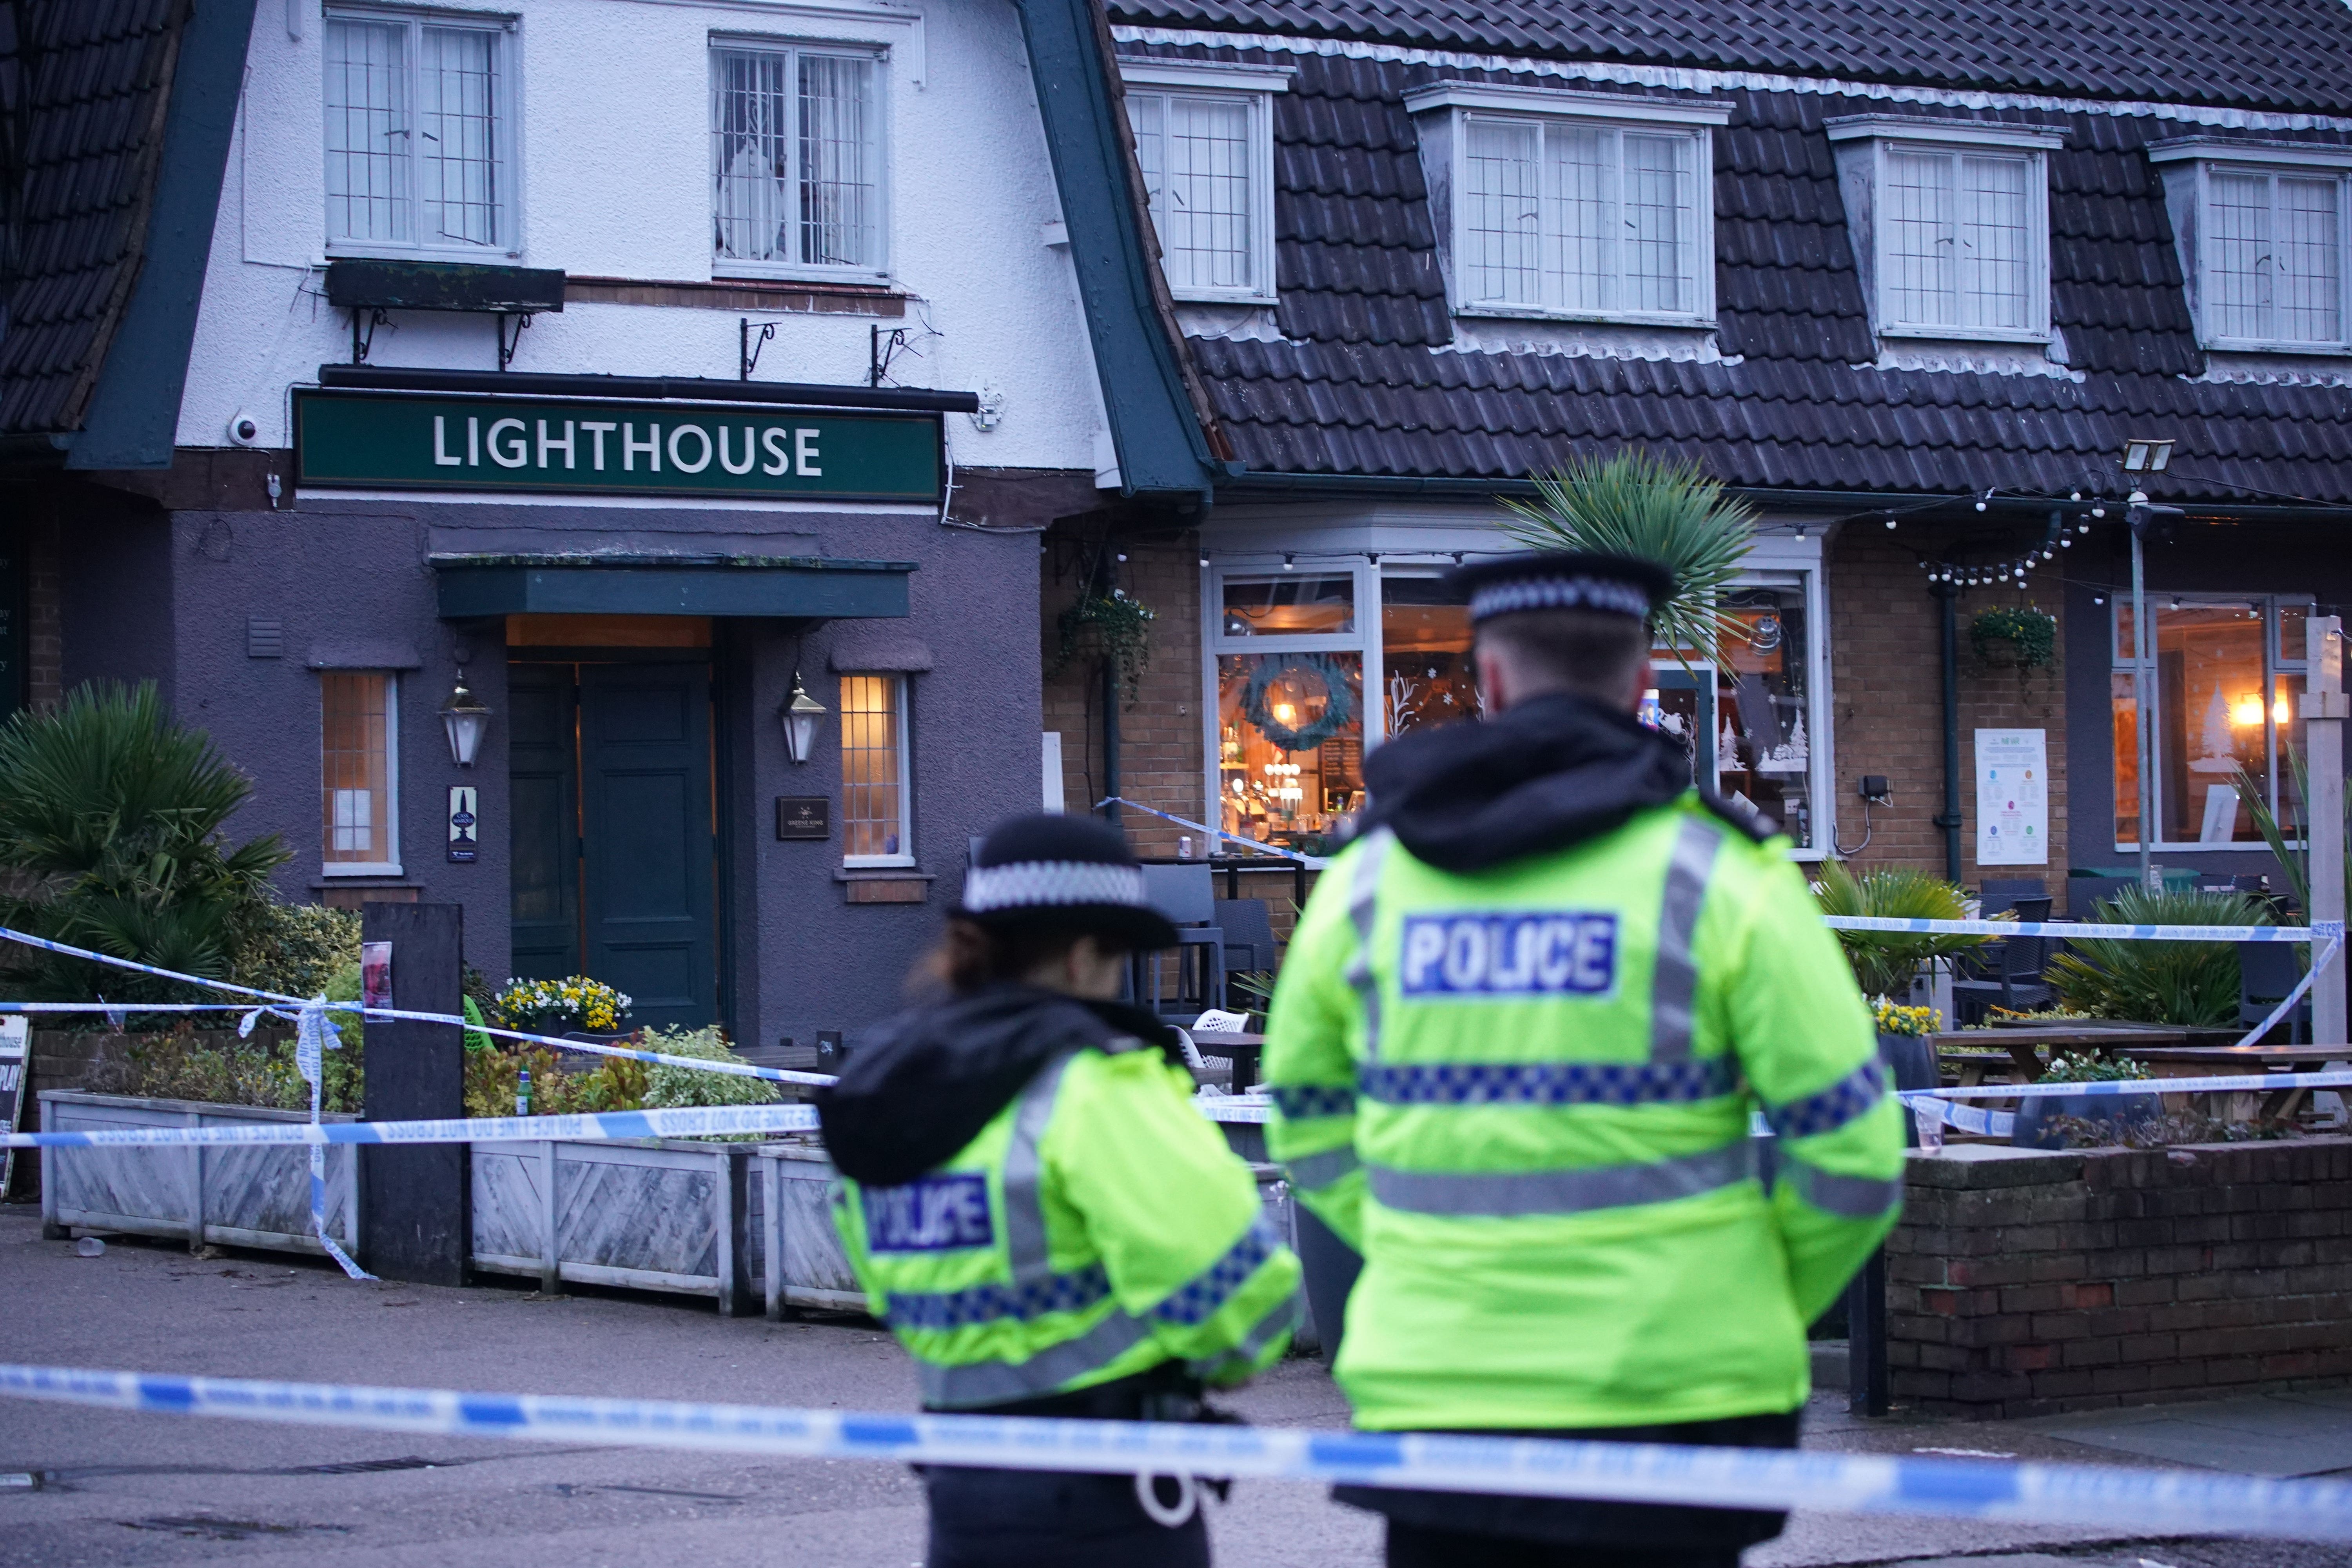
[470,1136,759,1312]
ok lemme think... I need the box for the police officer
[1264,552,1906,1568]
[819,813,1303,1568]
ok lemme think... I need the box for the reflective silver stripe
[1001,1053,1075,1285]
[1782,1156,1904,1220]
[1648,816,1724,1063]
[1341,828,1396,1062]
[1285,1146,1360,1190]
[1365,1141,1754,1218]
[1191,1288,1301,1380]
[916,1306,1157,1408]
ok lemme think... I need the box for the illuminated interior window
[321,671,399,872]
[841,673,911,865]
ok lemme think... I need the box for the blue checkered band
[1359,1057,1740,1107]
[1150,1219,1278,1328]
[1762,1059,1887,1140]
[1469,576,1653,622]
[1271,1083,1357,1119]
[884,1263,1113,1331]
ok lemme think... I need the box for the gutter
[316,365,979,414]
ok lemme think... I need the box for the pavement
[2,1207,2348,1567]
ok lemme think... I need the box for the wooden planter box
[38,1091,361,1258]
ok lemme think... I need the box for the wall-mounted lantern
[780,671,827,764]
[440,671,492,767]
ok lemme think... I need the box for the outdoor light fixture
[1282,553,1297,570]
[439,671,492,767]
[1975,490,1991,512]
[779,671,827,764]
[2122,437,2175,474]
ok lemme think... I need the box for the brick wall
[1887,1140,2352,1419]
[1828,523,2069,886]
[25,506,62,711]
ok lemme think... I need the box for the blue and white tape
[6,1103,823,1151]
[1096,797,1326,867]
[1821,915,2318,942]
[4,1363,2351,1539]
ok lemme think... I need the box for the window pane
[1621,132,1690,313]
[800,54,878,268]
[1958,154,2030,329]
[713,48,793,262]
[321,673,394,865]
[325,18,408,244]
[2280,601,2312,664]
[1218,653,1363,853]
[1221,575,1354,636]
[1381,577,1479,736]
[841,674,906,860]
[1464,118,1542,304]
[1127,93,1166,220]
[417,27,499,248]
[2154,606,2267,844]
[1162,95,1253,292]
[2112,668,2144,846]
[1886,149,1956,326]
[1546,124,1610,311]
[2208,171,2273,341]
[1714,590,1813,849]
[2277,176,2342,344]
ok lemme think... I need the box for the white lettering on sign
[668,424,713,474]
[432,416,463,467]
[467,415,480,466]
[486,419,528,468]
[762,428,791,475]
[796,428,822,476]
[717,426,757,476]
[537,419,574,470]
[580,421,615,470]
[622,423,660,472]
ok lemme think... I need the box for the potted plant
[1812,861,1997,1001]
[2044,887,2263,1027]
[2012,1051,2160,1149]
[1969,605,2058,672]
[492,975,634,1041]
[1049,588,1156,704]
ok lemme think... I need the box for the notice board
[1975,728,2049,866]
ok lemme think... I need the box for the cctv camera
[227,413,263,447]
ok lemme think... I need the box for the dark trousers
[923,1465,1209,1568]
[1387,1518,1743,1568]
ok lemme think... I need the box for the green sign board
[294,389,942,503]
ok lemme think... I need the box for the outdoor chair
[1134,863,1225,1017]
[1951,900,2054,1024]
[1216,898,1279,975]
[1979,878,2049,915]
[2240,942,2310,1044]
[2068,875,2135,919]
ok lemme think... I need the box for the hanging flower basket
[1970,606,2057,671]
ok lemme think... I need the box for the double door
[508,661,719,1032]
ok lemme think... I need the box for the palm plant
[1811,860,1996,1000]
[1499,450,1757,665]
[2231,746,2349,916]
[0,682,288,1006]
[2045,887,2265,1028]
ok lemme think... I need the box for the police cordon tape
[4,1363,2352,1539]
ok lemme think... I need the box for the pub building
[0,0,1118,1052]
[1038,0,2352,911]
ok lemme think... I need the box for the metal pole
[2132,527,2156,891]
[2307,615,2346,1048]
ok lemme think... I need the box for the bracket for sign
[495,313,533,372]
[740,318,788,381]
[869,325,911,388]
[349,308,388,366]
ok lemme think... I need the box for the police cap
[953,813,1180,951]
[1446,551,1676,625]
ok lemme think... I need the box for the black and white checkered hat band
[1470,577,1653,622]
[963,860,1149,913]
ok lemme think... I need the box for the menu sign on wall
[1975,728,2049,867]
[294,390,943,503]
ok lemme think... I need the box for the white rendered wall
[181,0,1108,472]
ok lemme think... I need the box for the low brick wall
[1887,1140,2352,1419]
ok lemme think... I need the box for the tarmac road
[2,1208,2346,1567]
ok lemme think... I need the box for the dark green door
[509,661,718,1032]
[507,666,581,981]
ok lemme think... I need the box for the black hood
[1358,693,1764,873]
[814,985,1183,1187]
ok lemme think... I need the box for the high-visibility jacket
[1265,795,1904,1432]
[835,1044,1303,1410]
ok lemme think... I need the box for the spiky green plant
[2231,746,2350,918]
[2045,887,2265,1028]
[0,681,288,1007]
[1499,450,1757,665]
[1811,860,1997,1000]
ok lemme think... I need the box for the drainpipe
[1102,656,1121,826]
[1932,580,1964,882]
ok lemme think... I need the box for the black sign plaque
[776,796,831,840]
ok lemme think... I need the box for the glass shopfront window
[2113,597,2307,848]
[1712,588,1815,849]
[1216,652,1364,853]
[1222,575,1354,637]
[1381,575,1480,736]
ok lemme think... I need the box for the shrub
[2036,1051,2153,1084]
[462,1046,649,1119]
[642,1025,779,1110]
[227,902,360,1001]
[1969,604,2058,670]
[84,1027,363,1115]
[2045,887,2263,1027]
[1812,861,1995,1000]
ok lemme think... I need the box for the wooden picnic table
[2112,1044,2351,1123]
[1933,1024,2208,1085]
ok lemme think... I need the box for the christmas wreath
[1241,654,1358,753]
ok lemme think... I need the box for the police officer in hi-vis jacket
[1265,551,1906,1568]
[818,813,1302,1568]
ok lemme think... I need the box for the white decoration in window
[324,10,512,256]
[2151,140,2352,354]
[1120,60,1291,303]
[712,43,886,276]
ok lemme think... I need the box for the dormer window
[1119,59,1292,304]
[1405,83,1729,325]
[1827,117,2062,345]
[2149,139,2352,355]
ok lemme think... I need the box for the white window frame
[710,35,892,283]
[1119,59,1291,305]
[1404,83,1728,327]
[1825,117,2058,346]
[320,671,402,878]
[321,5,521,261]
[840,672,914,868]
[2148,139,2352,356]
